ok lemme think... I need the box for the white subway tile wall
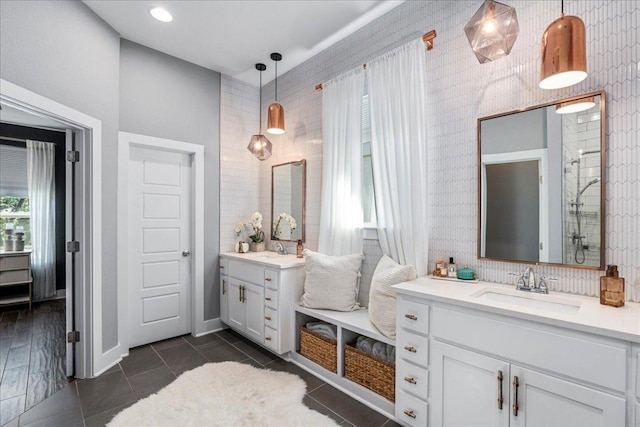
[221,1,639,302]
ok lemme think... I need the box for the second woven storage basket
[344,342,395,401]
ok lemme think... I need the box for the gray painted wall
[119,40,221,320]
[0,0,121,349]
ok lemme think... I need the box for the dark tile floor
[4,328,400,427]
[0,301,68,425]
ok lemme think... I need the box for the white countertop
[393,276,640,343]
[220,251,305,269]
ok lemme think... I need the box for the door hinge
[539,175,543,184]
[66,241,80,253]
[67,331,80,343]
[66,150,80,162]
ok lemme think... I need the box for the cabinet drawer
[264,288,278,309]
[264,326,278,352]
[0,255,30,271]
[264,269,279,290]
[229,260,264,284]
[396,389,428,427]
[397,361,429,399]
[0,269,30,284]
[398,298,429,335]
[398,331,428,368]
[432,307,628,393]
[264,307,278,330]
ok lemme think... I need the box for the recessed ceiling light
[150,7,173,23]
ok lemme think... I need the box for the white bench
[290,304,395,418]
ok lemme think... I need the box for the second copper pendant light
[267,53,285,135]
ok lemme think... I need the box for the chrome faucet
[514,266,550,294]
[272,241,287,255]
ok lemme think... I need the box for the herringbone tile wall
[221,1,639,302]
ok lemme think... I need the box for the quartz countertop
[393,276,640,343]
[220,251,305,269]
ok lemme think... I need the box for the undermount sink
[471,287,582,315]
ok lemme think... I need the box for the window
[362,94,377,225]
[0,144,31,249]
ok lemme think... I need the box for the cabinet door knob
[403,345,417,353]
[404,376,417,384]
[404,313,418,321]
[403,410,416,419]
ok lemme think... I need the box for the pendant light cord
[275,60,278,103]
[561,0,564,16]
[259,69,263,134]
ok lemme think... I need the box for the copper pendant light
[267,53,285,135]
[247,63,272,161]
[539,0,587,90]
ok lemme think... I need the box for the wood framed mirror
[271,159,306,242]
[478,90,605,269]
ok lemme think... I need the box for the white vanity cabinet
[393,278,639,427]
[219,252,305,354]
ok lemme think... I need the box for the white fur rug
[108,361,339,427]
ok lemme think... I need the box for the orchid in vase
[235,212,265,243]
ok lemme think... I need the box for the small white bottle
[447,257,457,278]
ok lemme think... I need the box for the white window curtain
[368,38,430,276]
[318,68,365,255]
[27,140,56,300]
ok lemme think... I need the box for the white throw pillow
[299,249,363,312]
[369,255,417,339]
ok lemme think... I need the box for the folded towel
[306,322,337,341]
[372,341,387,361]
[356,336,375,355]
[386,344,396,363]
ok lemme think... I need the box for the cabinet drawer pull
[404,313,418,321]
[265,297,272,301]
[403,410,416,419]
[404,376,417,384]
[497,370,503,410]
[512,376,519,416]
[265,316,272,321]
[265,278,272,281]
[219,265,225,269]
[265,337,272,341]
[404,345,417,353]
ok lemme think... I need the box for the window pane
[0,197,31,250]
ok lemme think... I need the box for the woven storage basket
[344,342,395,401]
[299,326,337,373]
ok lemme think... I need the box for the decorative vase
[250,241,266,252]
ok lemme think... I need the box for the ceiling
[83,0,405,84]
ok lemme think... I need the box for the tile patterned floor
[0,301,68,425]
[3,328,400,427]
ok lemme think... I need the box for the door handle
[512,376,519,416]
[497,370,504,410]
[182,250,191,257]
[222,279,226,295]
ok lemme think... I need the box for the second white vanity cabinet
[219,252,305,354]
[393,277,639,427]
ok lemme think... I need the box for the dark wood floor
[2,327,400,427]
[0,300,68,425]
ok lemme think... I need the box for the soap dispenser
[600,265,624,307]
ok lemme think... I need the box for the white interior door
[128,146,192,348]
[65,129,74,376]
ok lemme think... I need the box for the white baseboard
[194,318,225,337]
